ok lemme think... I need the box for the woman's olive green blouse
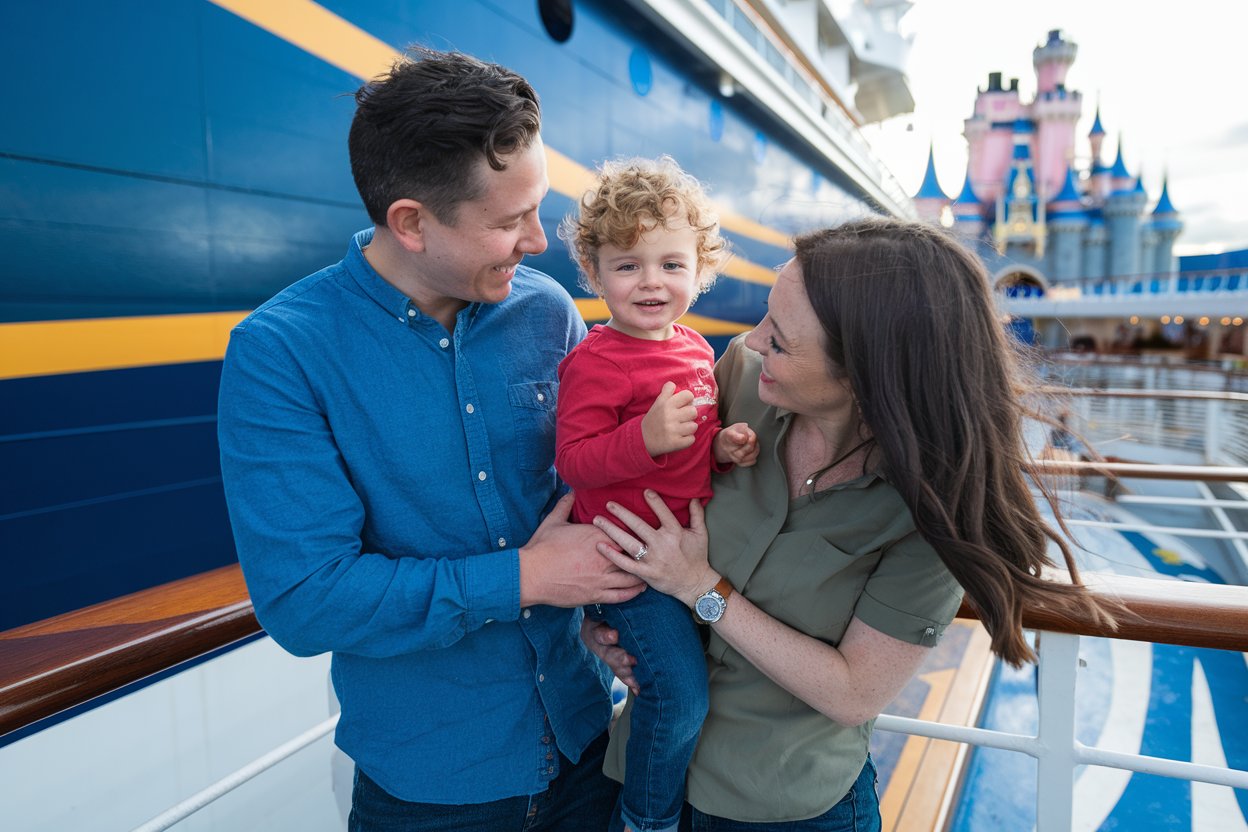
[604,336,965,823]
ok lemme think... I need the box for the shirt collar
[343,228,417,323]
[344,228,488,329]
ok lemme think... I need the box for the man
[218,49,643,830]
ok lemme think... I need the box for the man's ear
[386,199,428,253]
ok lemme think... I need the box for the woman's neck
[784,413,874,496]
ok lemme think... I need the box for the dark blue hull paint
[1,0,875,629]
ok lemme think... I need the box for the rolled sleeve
[855,532,964,646]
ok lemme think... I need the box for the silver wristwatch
[694,577,734,623]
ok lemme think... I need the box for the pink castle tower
[964,72,1023,205]
[1030,30,1081,200]
[962,30,1084,212]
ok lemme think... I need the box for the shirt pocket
[772,536,874,643]
[508,380,558,471]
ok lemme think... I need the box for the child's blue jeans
[590,587,709,832]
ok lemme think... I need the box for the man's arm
[219,328,640,658]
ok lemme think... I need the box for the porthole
[628,48,652,96]
[539,0,574,43]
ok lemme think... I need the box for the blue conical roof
[1089,106,1105,136]
[953,169,981,205]
[1050,166,1082,204]
[1153,176,1177,214]
[1132,175,1147,195]
[913,144,949,201]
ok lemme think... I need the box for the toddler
[556,156,758,832]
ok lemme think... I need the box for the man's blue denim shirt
[218,230,608,803]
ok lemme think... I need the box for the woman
[587,218,1117,830]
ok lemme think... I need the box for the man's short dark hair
[348,48,542,226]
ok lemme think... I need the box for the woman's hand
[593,490,719,606]
[580,617,639,695]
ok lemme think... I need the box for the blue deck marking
[951,521,1247,830]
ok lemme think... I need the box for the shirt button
[546,767,554,775]
[466,403,474,414]
[541,736,551,744]
[536,392,545,402]
[407,309,416,317]
[498,537,507,548]
[538,674,545,682]
[522,608,531,619]
[478,471,487,481]
[546,752,554,761]
[439,338,450,349]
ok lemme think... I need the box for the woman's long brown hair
[795,218,1117,666]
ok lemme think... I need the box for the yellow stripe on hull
[0,312,248,381]
[206,0,793,257]
[1,300,754,381]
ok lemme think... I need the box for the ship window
[539,0,574,43]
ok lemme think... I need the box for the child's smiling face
[592,218,703,341]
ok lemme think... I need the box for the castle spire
[1109,134,1136,194]
[911,142,950,224]
[913,143,949,200]
[1089,104,1105,137]
[1153,174,1178,215]
[1050,165,1083,206]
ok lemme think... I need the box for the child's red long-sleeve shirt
[556,324,727,528]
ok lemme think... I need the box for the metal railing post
[1035,631,1080,832]
[1205,399,1222,464]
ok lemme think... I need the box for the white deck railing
[1043,387,1248,468]
[875,627,1248,832]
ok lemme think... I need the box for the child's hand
[714,422,758,467]
[641,381,698,456]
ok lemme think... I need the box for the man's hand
[641,381,698,457]
[581,618,639,695]
[714,421,759,466]
[518,494,646,607]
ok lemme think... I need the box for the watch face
[695,593,724,622]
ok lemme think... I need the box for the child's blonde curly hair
[558,156,730,298]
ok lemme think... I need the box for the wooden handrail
[3,555,1247,740]
[958,572,1248,653]
[0,565,258,738]
[1028,459,1248,483]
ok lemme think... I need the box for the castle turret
[1047,166,1087,281]
[951,166,987,240]
[912,143,950,223]
[967,71,1023,204]
[1104,150,1147,277]
[1135,176,1158,277]
[1083,210,1108,279]
[1150,175,1183,276]
[1109,136,1135,195]
[1030,30,1081,199]
[1088,104,1107,162]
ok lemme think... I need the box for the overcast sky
[859,0,1248,255]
